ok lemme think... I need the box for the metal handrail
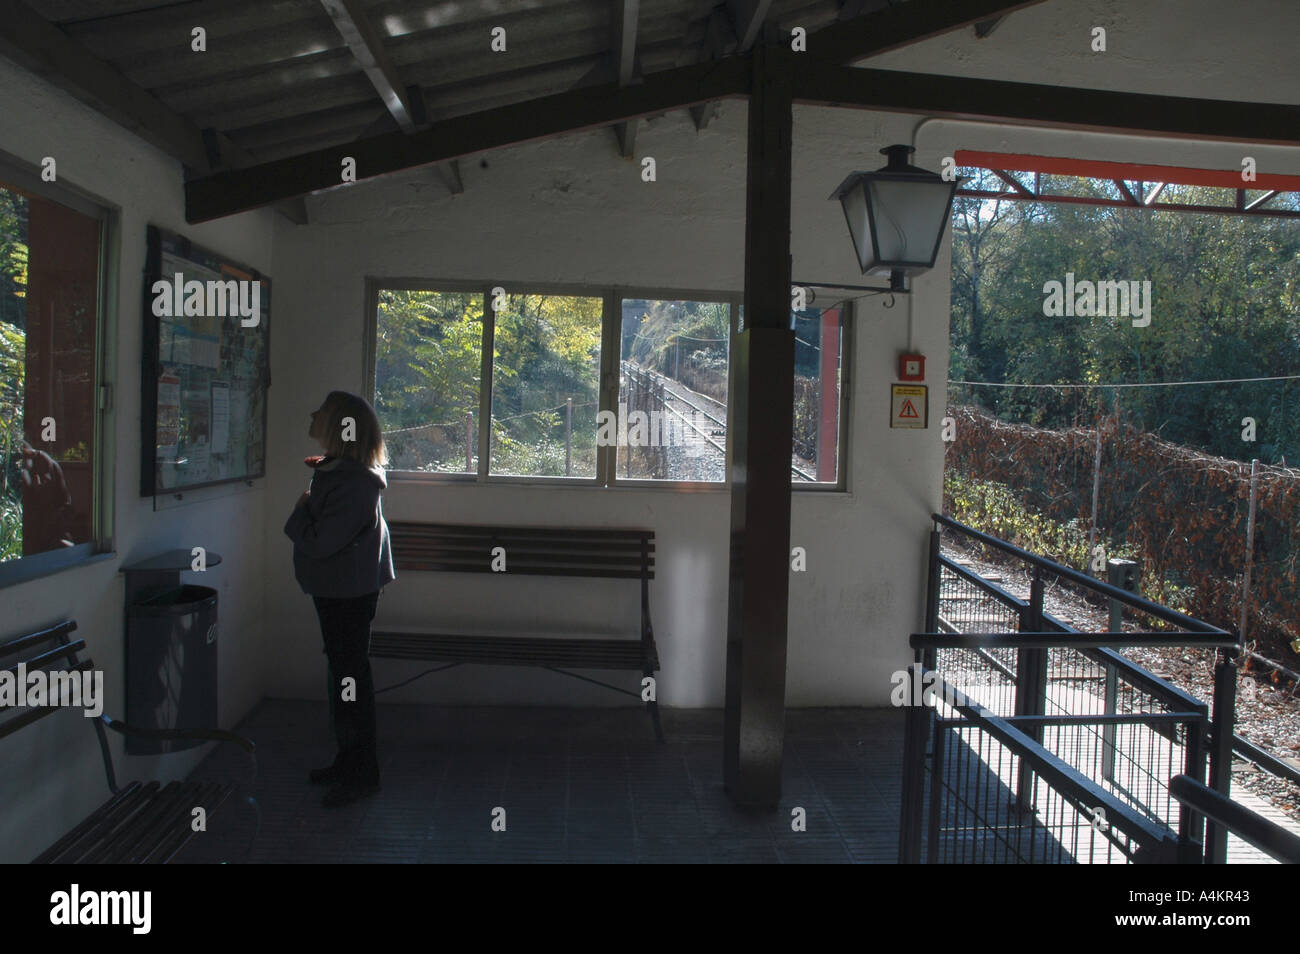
[912,632,1236,650]
[1170,775,1300,863]
[918,665,1181,860]
[933,514,1232,636]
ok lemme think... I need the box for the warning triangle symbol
[899,399,919,419]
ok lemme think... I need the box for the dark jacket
[283,455,396,598]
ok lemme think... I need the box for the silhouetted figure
[283,391,395,808]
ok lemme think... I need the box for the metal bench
[1,620,258,863]
[372,522,663,742]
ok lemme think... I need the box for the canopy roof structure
[4,0,1298,224]
[955,150,1300,218]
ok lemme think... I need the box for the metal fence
[900,513,1288,864]
[901,666,1184,863]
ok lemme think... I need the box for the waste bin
[125,584,219,755]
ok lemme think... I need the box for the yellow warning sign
[891,384,928,429]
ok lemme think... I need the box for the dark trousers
[312,591,380,784]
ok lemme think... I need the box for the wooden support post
[723,44,794,809]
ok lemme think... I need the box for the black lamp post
[801,145,961,296]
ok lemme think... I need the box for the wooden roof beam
[319,0,416,132]
[790,59,1300,146]
[612,0,641,157]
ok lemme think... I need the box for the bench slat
[384,535,650,556]
[371,631,659,671]
[384,545,650,566]
[0,620,78,661]
[393,560,651,579]
[0,659,97,740]
[389,522,652,541]
[83,780,197,864]
[31,781,149,863]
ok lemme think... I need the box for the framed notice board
[140,225,271,495]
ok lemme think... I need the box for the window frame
[364,277,851,493]
[0,148,118,589]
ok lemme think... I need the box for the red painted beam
[955,150,1300,192]
[816,308,839,483]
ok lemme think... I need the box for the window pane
[374,288,483,473]
[490,293,602,478]
[618,299,730,482]
[0,181,100,563]
[733,301,844,484]
[793,305,843,483]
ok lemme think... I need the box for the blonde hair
[317,390,388,468]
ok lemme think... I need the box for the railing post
[926,717,947,864]
[924,526,941,671]
[1015,569,1047,814]
[898,664,927,863]
[1102,558,1138,783]
[1178,713,1208,863]
[1206,647,1238,863]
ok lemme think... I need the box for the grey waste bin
[125,584,219,755]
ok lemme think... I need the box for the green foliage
[0,186,28,331]
[946,405,1295,651]
[0,318,24,559]
[950,176,1300,463]
[943,468,1191,613]
[375,289,604,475]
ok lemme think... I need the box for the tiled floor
[174,701,905,864]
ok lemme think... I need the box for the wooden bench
[1,620,258,863]
[373,522,663,742]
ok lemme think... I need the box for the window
[490,292,603,478]
[0,164,109,584]
[367,281,849,490]
[372,287,484,474]
[618,298,731,482]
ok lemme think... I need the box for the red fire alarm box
[899,353,925,381]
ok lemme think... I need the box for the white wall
[266,100,944,710]
[0,54,276,863]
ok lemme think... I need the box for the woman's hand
[296,490,310,508]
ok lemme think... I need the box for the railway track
[622,361,817,481]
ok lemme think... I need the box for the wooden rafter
[0,0,306,223]
[319,0,415,132]
[612,0,640,157]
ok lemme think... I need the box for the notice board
[140,225,271,495]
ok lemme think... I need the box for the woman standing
[284,390,396,808]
